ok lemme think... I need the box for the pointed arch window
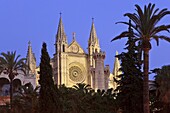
[63,45,65,52]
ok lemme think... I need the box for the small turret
[104,65,110,90]
[93,50,106,91]
[26,41,36,75]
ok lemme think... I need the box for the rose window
[69,66,84,82]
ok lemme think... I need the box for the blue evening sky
[0,0,170,79]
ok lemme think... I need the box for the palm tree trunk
[143,48,150,113]
[10,79,13,110]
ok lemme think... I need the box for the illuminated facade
[51,16,121,91]
[0,17,121,94]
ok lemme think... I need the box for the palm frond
[157,8,170,19]
[135,4,144,21]
[1,52,10,62]
[152,35,159,46]
[124,13,140,26]
[14,54,21,64]
[151,25,170,36]
[0,51,27,77]
[149,3,155,16]
[152,35,170,46]
[0,56,7,65]
[152,8,159,16]
[14,58,27,68]
[111,31,130,42]
[158,35,170,42]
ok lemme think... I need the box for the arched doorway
[0,78,10,96]
[13,79,22,93]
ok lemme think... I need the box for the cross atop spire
[28,41,31,46]
[88,18,99,46]
[56,13,67,43]
[92,17,94,23]
[72,32,76,41]
[60,12,62,17]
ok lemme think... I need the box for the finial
[92,17,94,23]
[72,32,76,41]
[28,41,31,46]
[59,12,62,17]
[116,51,118,55]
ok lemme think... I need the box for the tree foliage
[2,82,119,113]
[112,3,170,113]
[0,51,27,79]
[59,84,118,113]
[152,65,170,112]
[39,42,62,113]
[13,83,39,113]
[114,20,143,113]
[0,51,27,109]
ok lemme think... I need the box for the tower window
[63,45,65,52]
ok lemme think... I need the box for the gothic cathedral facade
[0,16,121,93]
[51,16,121,91]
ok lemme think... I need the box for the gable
[67,40,86,54]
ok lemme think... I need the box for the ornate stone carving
[69,66,84,82]
[71,44,79,53]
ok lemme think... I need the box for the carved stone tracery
[69,66,84,82]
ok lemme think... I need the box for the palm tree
[0,51,27,109]
[73,83,91,94]
[111,3,170,113]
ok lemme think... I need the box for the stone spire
[55,14,68,53]
[112,51,121,90]
[88,18,100,67]
[56,14,67,44]
[26,41,36,75]
[88,18,100,49]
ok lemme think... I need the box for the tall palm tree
[0,51,27,109]
[111,3,170,113]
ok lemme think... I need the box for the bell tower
[88,18,100,67]
[55,13,68,53]
[54,14,68,85]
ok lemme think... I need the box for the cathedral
[0,16,121,96]
[50,16,121,91]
